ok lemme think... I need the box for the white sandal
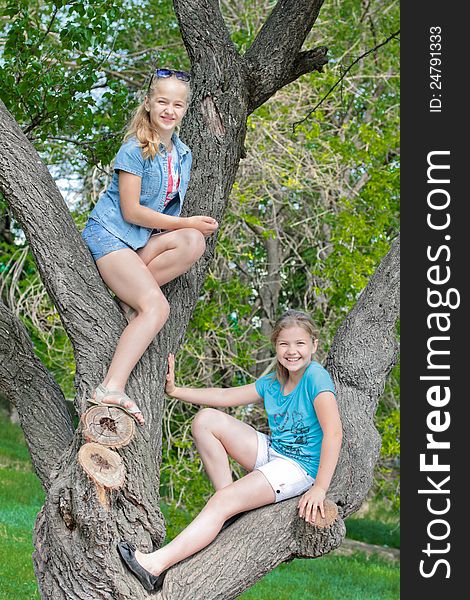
[88,384,144,425]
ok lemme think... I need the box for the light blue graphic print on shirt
[255,361,336,478]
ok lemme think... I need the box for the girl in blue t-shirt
[118,310,343,592]
[82,68,218,425]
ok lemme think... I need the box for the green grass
[345,494,400,549]
[0,415,44,600]
[346,517,400,549]
[239,554,399,600]
[0,414,35,469]
[0,412,399,599]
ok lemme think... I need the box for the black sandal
[117,541,167,591]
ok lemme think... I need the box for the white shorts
[254,432,315,503]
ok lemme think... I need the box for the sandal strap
[94,385,142,415]
[115,392,141,414]
[95,383,122,402]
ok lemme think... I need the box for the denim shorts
[254,432,315,502]
[82,219,132,261]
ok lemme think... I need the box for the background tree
[0,0,399,598]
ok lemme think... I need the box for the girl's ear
[144,96,150,112]
[311,339,319,356]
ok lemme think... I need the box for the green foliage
[1,0,400,521]
[374,364,400,511]
[159,419,214,519]
[0,243,76,399]
[378,409,400,460]
[0,0,187,173]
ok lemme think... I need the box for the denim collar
[159,132,190,156]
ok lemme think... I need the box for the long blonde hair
[124,75,191,160]
[270,310,319,387]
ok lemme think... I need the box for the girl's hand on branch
[187,215,218,236]
[165,353,177,396]
[298,484,326,525]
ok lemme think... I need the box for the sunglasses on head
[148,68,191,92]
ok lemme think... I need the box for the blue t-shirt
[255,361,336,478]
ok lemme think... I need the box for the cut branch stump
[313,498,338,528]
[81,405,135,448]
[77,442,125,508]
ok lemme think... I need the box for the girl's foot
[134,549,165,577]
[89,384,145,426]
[117,542,166,591]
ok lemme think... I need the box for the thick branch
[0,301,74,487]
[247,46,328,113]
[173,0,239,64]
[155,498,345,600]
[326,236,400,515]
[291,46,329,79]
[327,235,400,395]
[0,99,128,394]
[244,0,326,112]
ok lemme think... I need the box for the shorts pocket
[264,457,314,502]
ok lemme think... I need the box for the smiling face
[144,76,189,136]
[275,325,318,376]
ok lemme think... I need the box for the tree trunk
[0,1,399,598]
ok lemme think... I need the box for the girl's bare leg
[93,229,205,421]
[191,408,260,489]
[118,228,206,316]
[135,470,275,576]
[138,228,206,285]
[95,249,169,400]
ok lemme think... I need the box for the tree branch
[155,498,345,600]
[244,0,326,112]
[0,301,74,488]
[293,29,400,130]
[173,0,239,65]
[248,45,329,114]
[0,98,128,398]
[326,236,400,515]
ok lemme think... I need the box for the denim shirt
[89,133,192,250]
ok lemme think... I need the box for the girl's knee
[191,407,223,439]
[180,228,206,261]
[138,291,170,329]
[206,488,232,514]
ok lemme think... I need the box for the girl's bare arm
[119,172,217,235]
[298,391,343,523]
[165,353,262,408]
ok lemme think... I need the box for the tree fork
[0,0,400,597]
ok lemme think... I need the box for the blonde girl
[118,309,343,591]
[82,68,218,425]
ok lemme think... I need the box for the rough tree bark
[0,1,399,598]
